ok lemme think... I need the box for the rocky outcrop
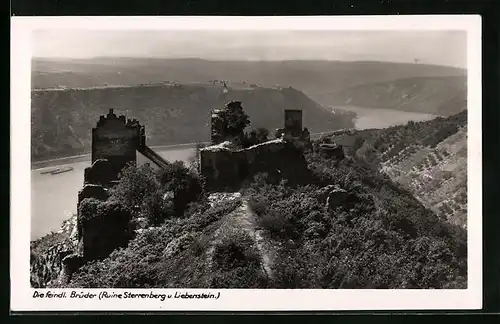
[318,143,345,160]
[30,220,78,288]
[326,187,350,211]
[315,184,356,211]
[58,253,83,286]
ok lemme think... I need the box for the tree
[110,163,160,211]
[219,101,250,140]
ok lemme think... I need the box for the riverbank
[31,142,206,170]
[31,146,198,240]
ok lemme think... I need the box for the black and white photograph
[11,16,482,311]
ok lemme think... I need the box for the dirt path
[205,192,278,280]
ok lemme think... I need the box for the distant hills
[31,84,355,161]
[32,58,467,116]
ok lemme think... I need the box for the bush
[142,190,176,226]
[109,161,203,225]
[110,163,160,211]
[258,210,296,240]
[156,160,203,217]
[78,198,132,234]
[271,247,318,288]
[209,230,268,288]
[78,198,101,225]
[213,230,260,270]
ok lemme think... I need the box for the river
[334,106,438,129]
[31,146,197,240]
[31,107,439,240]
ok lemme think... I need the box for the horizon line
[31,56,467,70]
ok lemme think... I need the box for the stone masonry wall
[200,139,310,190]
[80,202,133,261]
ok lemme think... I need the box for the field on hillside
[327,110,468,228]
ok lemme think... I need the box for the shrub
[241,146,467,289]
[78,198,101,227]
[213,230,260,270]
[190,237,208,257]
[209,230,268,288]
[156,160,203,217]
[142,190,176,226]
[110,163,160,211]
[67,200,251,288]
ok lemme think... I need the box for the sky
[32,30,467,68]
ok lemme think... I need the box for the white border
[11,15,482,312]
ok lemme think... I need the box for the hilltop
[325,109,468,228]
[31,117,467,289]
[32,58,466,115]
[31,84,355,161]
[325,76,467,116]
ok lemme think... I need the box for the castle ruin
[200,102,311,190]
[76,109,171,263]
[60,103,313,283]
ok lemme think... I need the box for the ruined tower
[77,108,166,263]
[90,108,143,180]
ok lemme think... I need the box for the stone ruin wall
[200,139,310,190]
[62,109,147,278]
[201,105,312,190]
[79,203,133,262]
